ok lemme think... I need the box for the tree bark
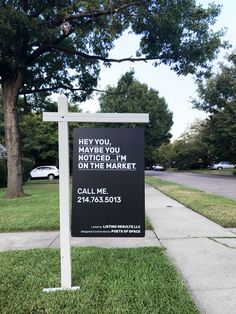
[2,71,25,198]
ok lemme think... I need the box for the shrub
[233,170,236,176]
[0,159,7,188]
[22,158,34,182]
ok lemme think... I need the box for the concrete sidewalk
[0,230,160,251]
[145,184,236,314]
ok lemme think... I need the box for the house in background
[0,144,6,159]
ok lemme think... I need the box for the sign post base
[43,286,80,293]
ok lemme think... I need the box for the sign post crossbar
[42,95,149,291]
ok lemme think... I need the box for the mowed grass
[0,247,199,314]
[190,168,236,176]
[0,181,152,232]
[145,176,236,228]
[0,182,60,231]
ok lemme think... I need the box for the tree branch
[20,85,123,96]
[48,44,157,64]
[54,1,142,26]
[20,86,105,95]
[27,1,144,64]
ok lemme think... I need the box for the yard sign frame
[42,95,149,292]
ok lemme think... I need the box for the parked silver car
[209,161,236,170]
[30,166,59,180]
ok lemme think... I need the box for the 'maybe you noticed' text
[78,138,137,171]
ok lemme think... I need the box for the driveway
[146,171,236,201]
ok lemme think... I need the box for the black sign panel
[71,128,144,237]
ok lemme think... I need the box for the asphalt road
[145,170,236,201]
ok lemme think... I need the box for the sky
[79,0,236,139]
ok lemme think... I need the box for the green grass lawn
[0,182,60,231]
[190,168,236,176]
[0,181,152,232]
[146,176,236,228]
[145,215,153,230]
[0,247,199,314]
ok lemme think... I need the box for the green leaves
[132,0,225,75]
[156,120,211,169]
[193,53,236,162]
[194,54,236,113]
[0,0,226,100]
[99,71,173,166]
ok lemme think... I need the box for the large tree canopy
[193,53,236,161]
[193,53,236,113]
[99,70,173,166]
[0,0,226,197]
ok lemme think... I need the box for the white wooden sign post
[42,95,149,292]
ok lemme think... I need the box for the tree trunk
[2,71,25,198]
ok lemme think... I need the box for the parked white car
[30,166,59,180]
[209,161,236,170]
[153,164,165,171]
